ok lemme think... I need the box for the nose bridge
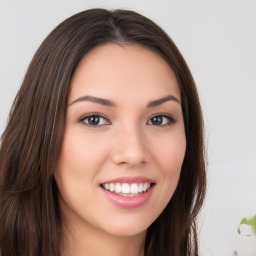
[111,122,148,166]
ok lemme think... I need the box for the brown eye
[80,115,110,126]
[87,116,100,125]
[147,115,175,126]
[151,116,163,125]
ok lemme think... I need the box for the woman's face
[55,44,186,239]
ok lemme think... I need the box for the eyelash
[79,113,110,127]
[147,114,176,126]
[79,113,176,127]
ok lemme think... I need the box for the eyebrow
[69,95,115,107]
[69,94,180,107]
[147,95,180,107]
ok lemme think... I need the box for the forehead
[69,43,181,103]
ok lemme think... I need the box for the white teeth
[143,183,148,192]
[115,183,122,193]
[130,184,139,193]
[102,182,151,195]
[121,183,130,194]
[109,183,115,192]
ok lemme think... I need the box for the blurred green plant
[237,215,256,235]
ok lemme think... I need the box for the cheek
[152,131,186,176]
[55,131,97,195]
[57,129,108,177]
[152,130,186,197]
[146,131,186,219]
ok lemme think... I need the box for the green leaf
[238,215,256,234]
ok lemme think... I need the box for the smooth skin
[54,44,186,256]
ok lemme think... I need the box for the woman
[0,8,206,256]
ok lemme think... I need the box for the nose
[111,126,149,167]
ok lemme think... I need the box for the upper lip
[101,176,155,184]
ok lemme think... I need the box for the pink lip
[100,176,155,209]
[101,185,154,209]
[101,176,155,184]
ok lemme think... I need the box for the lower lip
[101,186,154,209]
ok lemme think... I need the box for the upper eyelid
[148,113,176,120]
[79,112,109,120]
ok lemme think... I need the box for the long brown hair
[0,8,206,256]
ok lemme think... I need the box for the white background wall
[0,1,255,255]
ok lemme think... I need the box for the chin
[99,214,154,238]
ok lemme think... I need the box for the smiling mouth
[100,182,154,197]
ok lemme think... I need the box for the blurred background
[0,1,255,255]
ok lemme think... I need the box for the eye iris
[88,116,100,125]
[152,116,163,125]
